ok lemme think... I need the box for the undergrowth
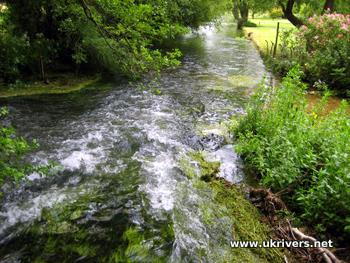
[231,67,350,244]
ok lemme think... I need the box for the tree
[0,0,229,82]
[323,0,335,13]
[278,0,304,27]
[232,0,249,30]
[247,0,349,28]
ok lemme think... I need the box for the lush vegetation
[268,13,350,94]
[0,108,37,189]
[232,67,350,243]
[232,0,349,28]
[0,0,229,83]
[233,0,350,93]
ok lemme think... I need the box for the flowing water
[0,20,270,262]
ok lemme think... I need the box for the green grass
[0,75,101,98]
[244,18,294,55]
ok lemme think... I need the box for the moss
[196,122,232,143]
[210,180,284,262]
[0,75,101,98]
[180,151,286,262]
[110,225,174,263]
[180,151,220,181]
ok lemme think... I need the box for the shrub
[269,8,283,19]
[244,20,257,27]
[0,30,29,82]
[301,14,350,90]
[271,14,350,93]
[232,67,350,243]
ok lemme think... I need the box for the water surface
[0,20,269,262]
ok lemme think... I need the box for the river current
[0,19,269,262]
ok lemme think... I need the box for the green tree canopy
[0,0,229,81]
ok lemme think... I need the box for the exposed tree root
[248,187,342,263]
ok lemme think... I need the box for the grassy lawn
[243,18,294,55]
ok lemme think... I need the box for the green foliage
[301,14,350,90]
[243,20,257,27]
[168,0,230,29]
[0,107,37,187]
[269,7,283,19]
[269,14,350,93]
[0,18,30,82]
[232,67,350,242]
[0,0,229,81]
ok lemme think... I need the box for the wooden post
[273,22,280,57]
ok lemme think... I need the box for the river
[0,19,270,262]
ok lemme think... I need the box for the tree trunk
[240,1,249,22]
[323,0,335,13]
[236,0,249,30]
[279,0,304,28]
[232,1,240,21]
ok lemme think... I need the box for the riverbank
[240,19,350,259]
[243,18,349,115]
[0,74,101,98]
[231,67,349,261]
[180,152,288,262]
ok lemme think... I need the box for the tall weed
[232,67,350,242]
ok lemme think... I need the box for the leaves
[1,0,229,80]
[0,107,37,186]
[233,67,350,241]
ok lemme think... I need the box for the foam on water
[207,145,245,183]
[0,18,270,261]
[0,185,90,240]
[138,152,178,211]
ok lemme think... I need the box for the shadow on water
[0,18,271,262]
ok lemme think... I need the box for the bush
[0,30,29,82]
[232,67,350,243]
[1,0,228,81]
[269,8,283,19]
[301,14,350,90]
[272,14,350,93]
[244,20,257,27]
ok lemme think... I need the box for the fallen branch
[248,187,342,263]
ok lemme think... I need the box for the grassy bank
[231,67,350,247]
[243,18,293,56]
[0,74,101,98]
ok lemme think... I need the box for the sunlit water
[0,20,270,262]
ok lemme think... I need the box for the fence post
[273,22,280,57]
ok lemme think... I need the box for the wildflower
[341,24,349,31]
